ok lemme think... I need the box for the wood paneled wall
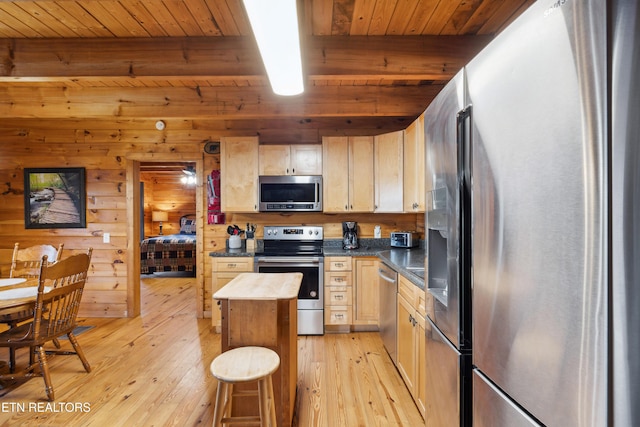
[0,123,423,319]
[140,170,196,237]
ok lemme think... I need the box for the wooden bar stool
[210,346,280,427]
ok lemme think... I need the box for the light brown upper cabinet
[403,113,426,212]
[374,130,404,212]
[220,137,259,212]
[259,144,322,176]
[322,136,374,213]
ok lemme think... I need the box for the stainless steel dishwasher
[378,262,398,364]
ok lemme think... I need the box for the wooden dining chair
[0,248,93,401]
[10,243,64,279]
[2,243,64,372]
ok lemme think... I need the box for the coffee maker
[342,221,359,250]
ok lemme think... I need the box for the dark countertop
[209,238,425,289]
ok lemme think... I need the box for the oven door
[254,256,324,310]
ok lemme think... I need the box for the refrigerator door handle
[456,105,473,349]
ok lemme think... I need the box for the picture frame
[24,167,87,229]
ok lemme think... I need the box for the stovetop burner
[259,225,324,257]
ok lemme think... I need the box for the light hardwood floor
[0,275,424,426]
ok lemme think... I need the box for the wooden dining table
[0,278,45,316]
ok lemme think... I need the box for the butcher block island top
[213,272,302,300]
[213,272,301,427]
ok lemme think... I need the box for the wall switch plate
[103,232,110,243]
[374,225,381,239]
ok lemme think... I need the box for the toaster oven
[390,232,418,248]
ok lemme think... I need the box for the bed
[140,215,196,275]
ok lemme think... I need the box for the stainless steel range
[254,225,324,335]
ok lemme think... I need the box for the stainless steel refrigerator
[424,68,472,427]
[424,0,640,426]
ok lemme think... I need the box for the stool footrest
[233,390,258,397]
[220,415,262,425]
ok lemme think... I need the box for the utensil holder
[228,235,241,249]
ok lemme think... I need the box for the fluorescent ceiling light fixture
[243,0,304,96]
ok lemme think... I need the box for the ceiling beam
[0,84,443,119]
[0,35,491,82]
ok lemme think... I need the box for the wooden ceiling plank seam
[458,0,507,35]
[311,0,334,36]
[440,0,484,35]
[0,20,23,39]
[13,1,81,37]
[402,0,443,35]
[386,0,420,35]
[183,0,222,36]
[0,6,46,38]
[478,0,535,35]
[0,2,62,38]
[160,0,206,36]
[422,0,463,35]
[119,0,171,37]
[199,0,236,36]
[51,1,114,37]
[88,0,152,37]
[367,0,398,35]
[35,1,103,37]
[222,0,252,35]
[131,0,186,37]
[330,0,355,36]
[348,0,376,35]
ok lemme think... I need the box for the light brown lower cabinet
[396,275,427,417]
[353,257,379,327]
[324,256,380,331]
[324,256,353,330]
[211,257,254,331]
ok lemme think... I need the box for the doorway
[127,157,204,318]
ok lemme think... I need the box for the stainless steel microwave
[258,175,322,212]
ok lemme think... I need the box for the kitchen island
[213,272,301,427]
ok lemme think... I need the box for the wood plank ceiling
[0,0,534,144]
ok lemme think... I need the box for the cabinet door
[322,137,350,212]
[349,136,375,212]
[291,145,322,175]
[403,113,426,212]
[374,130,404,212]
[259,145,290,175]
[397,293,416,393]
[354,257,379,325]
[416,313,427,417]
[221,137,259,212]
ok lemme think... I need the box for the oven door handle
[255,256,323,264]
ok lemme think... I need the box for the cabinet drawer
[398,275,417,306]
[325,306,352,325]
[213,257,254,272]
[417,291,426,317]
[326,257,352,271]
[326,286,353,306]
[325,271,352,287]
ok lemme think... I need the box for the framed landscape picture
[24,167,86,229]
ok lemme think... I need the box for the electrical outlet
[103,233,110,243]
